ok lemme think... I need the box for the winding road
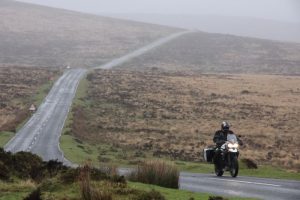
[4,69,86,163]
[4,31,191,162]
[180,172,300,200]
[4,31,300,199]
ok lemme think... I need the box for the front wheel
[214,163,224,176]
[230,155,239,177]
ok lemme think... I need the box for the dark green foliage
[79,164,113,200]
[0,161,10,180]
[0,148,45,181]
[90,168,109,181]
[0,148,72,182]
[111,175,126,184]
[208,196,228,200]
[60,168,80,184]
[23,188,42,200]
[44,160,66,177]
[0,148,13,167]
[135,189,166,200]
[13,151,44,180]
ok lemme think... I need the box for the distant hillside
[119,32,300,75]
[0,0,179,68]
[109,14,300,43]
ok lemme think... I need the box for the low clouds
[18,0,300,23]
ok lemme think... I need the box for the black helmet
[221,121,230,131]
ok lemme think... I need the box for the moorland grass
[60,134,300,181]
[0,73,60,147]
[129,160,180,189]
[129,182,257,200]
[0,132,14,147]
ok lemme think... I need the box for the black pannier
[203,148,215,162]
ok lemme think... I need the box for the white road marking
[207,178,281,187]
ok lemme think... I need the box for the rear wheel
[230,155,239,177]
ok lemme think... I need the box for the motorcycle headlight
[228,143,239,148]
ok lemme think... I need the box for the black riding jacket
[213,130,243,147]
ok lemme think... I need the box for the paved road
[4,31,191,162]
[4,30,300,199]
[4,69,87,163]
[180,172,300,200]
[97,31,193,69]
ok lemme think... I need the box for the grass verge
[0,180,36,200]
[129,182,257,200]
[60,134,300,181]
[0,181,256,200]
[129,160,179,188]
[0,132,14,147]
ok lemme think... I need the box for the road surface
[4,30,300,199]
[4,69,86,163]
[180,172,300,200]
[97,31,193,69]
[4,31,191,162]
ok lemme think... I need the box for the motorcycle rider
[213,122,243,167]
[213,121,243,147]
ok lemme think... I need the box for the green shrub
[0,148,13,167]
[13,151,44,180]
[60,168,80,183]
[0,161,10,180]
[98,155,111,163]
[1,149,69,181]
[44,160,66,177]
[79,164,112,200]
[135,189,166,200]
[90,189,112,200]
[90,167,109,181]
[23,188,42,200]
[110,175,126,184]
[208,196,228,200]
[129,160,179,189]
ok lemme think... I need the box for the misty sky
[19,0,300,23]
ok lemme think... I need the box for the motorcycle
[214,139,239,177]
[204,139,240,177]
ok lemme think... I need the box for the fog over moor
[17,0,300,42]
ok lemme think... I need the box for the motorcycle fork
[228,152,237,167]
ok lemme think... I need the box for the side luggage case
[203,148,215,163]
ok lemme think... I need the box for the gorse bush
[0,161,10,180]
[45,160,67,177]
[129,160,179,189]
[208,196,228,200]
[23,188,42,200]
[60,168,80,183]
[0,148,67,182]
[13,151,44,180]
[135,189,166,200]
[79,163,113,200]
[0,149,45,181]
